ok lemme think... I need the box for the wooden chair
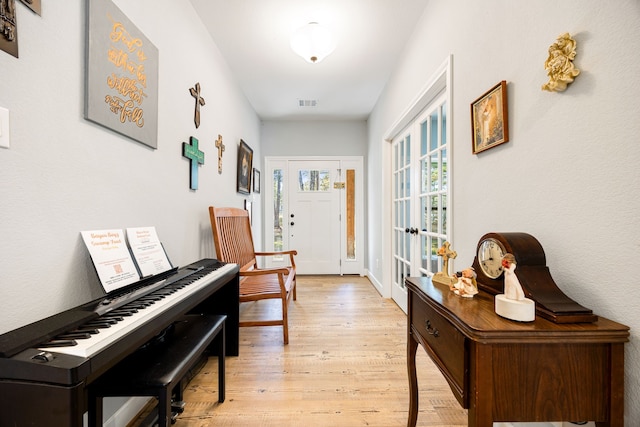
[208,206,297,344]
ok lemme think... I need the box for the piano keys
[37,263,236,359]
[0,258,239,427]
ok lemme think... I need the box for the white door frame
[382,56,453,312]
[264,156,365,275]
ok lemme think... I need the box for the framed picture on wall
[244,199,252,224]
[0,0,18,58]
[19,0,41,15]
[237,139,253,194]
[85,0,159,148]
[253,168,260,193]
[471,80,509,154]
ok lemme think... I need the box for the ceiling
[188,0,429,121]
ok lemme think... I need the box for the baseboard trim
[365,269,383,296]
[103,396,152,427]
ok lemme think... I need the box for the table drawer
[411,296,467,403]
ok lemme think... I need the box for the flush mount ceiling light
[290,22,336,63]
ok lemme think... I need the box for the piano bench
[88,314,226,427]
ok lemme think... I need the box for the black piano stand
[88,314,226,427]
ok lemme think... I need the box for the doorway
[264,156,364,275]
[384,57,452,313]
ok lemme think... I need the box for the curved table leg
[407,331,419,427]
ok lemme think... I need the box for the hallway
[171,275,467,426]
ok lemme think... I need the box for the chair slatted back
[209,206,257,271]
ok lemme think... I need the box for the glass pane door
[391,133,412,311]
[391,92,450,312]
[419,95,449,276]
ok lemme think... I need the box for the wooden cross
[437,241,457,277]
[189,82,205,128]
[182,136,205,190]
[214,134,225,174]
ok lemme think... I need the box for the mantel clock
[471,232,597,323]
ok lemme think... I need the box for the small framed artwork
[244,199,252,224]
[253,168,261,193]
[237,139,253,194]
[20,0,41,15]
[1,0,18,58]
[471,80,509,154]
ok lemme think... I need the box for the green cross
[183,136,205,190]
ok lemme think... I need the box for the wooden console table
[406,277,629,427]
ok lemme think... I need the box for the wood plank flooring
[171,275,467,426]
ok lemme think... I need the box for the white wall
[261,120,367,159]
[260,119,368,260]
[0,0,260,334]
[368,0,640,424]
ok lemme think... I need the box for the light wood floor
[171,275,467,426]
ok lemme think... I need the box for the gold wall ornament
[542,33,580,92]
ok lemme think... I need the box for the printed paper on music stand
[126,226,172,277]
[81,229,140,292]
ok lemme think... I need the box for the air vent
[298,99,318,107]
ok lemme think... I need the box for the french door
[264,157,364,275]
[391,92,450,312]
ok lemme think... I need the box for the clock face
[478,238,506,279]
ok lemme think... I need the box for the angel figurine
[542,33,580,92]
[452,267,478,298]
[495,253,535,321]
[501,253,525,300]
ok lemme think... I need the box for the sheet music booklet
[80,227,173,294]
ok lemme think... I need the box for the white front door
[264,157,364,276]
[288,160,341,274]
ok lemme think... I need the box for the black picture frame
[253,168,260,193]
[237,139,253,194]
[244,199,252,224]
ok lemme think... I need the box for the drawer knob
[425,320,439,337]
